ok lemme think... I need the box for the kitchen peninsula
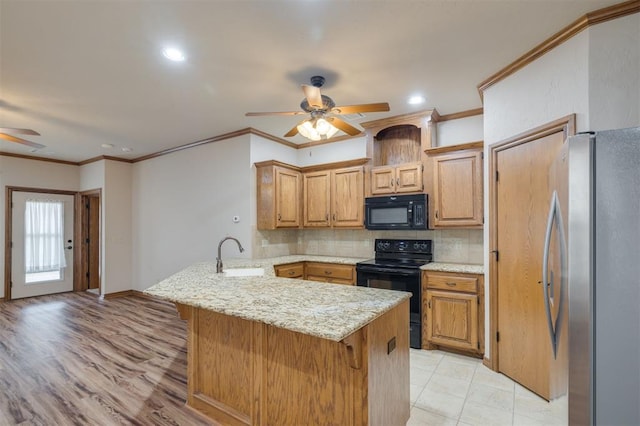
[145,258,411,426]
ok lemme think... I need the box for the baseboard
[131,290,158,300]
[102,290,135,299]
[0,297,4,303]
[483,356,494,370]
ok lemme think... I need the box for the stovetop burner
[357,238,433,269]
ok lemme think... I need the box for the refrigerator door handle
[542,191,559,358]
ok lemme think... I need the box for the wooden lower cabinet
[273,262,304,279]
[274,262,356,285]
[422,271,484,356]
[305,262,355,285]
[175,300,410,426]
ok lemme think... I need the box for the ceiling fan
[246,76,390,141]
[0,127,45,149]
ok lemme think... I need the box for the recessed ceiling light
[101,143,114,149]
[121,147,133,153]
[162,47,186,62]
[408,95,426,105]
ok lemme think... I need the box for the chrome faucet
[216,236,245,273]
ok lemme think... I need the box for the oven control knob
[383,242,391,249]
[420,243,427,250]
[413,242,420,250]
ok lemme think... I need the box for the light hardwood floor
[0,292,211,425]
[1,292,564,425]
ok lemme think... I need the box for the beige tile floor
[408,349,568,426]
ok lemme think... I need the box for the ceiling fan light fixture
[297,118,339,141]
[297,120,321,141]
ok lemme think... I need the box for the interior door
[495,131,565,399]
[11,191,75,299]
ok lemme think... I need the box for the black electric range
[356,239,432,349]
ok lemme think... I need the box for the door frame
[487,115,575,371]
[76,189,101,293]
[4,186,80,301]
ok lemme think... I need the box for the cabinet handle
[390,179,394,187]
[396,178,400,186]
[324,270,333,275]
[278,213,281,221]
[326,213,329,221]
[428,300,431,309]
[332,214,336,221]
[288,271,295,276]
[435,210,439,219]
[446,282,457,287]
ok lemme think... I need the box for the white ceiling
[0,0,620,163]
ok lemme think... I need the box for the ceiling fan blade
[328,117,361,136]
[0,133,46,149]
[302,85,323,108]
[331,103,390,115]
[245,111,306,116]
[0,127,41,136]
[284,123,301,137]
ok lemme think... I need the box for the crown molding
[0,151,78,166]
[478,0,640,97]
[437,108,484,122]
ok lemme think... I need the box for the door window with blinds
[24,199,67,283]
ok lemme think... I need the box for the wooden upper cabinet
[332,166,364,227]
[256,161,302,230]
[303,171,331,227]
[427,142,483,228]
[370,162,423,195]
[303,166,364,228]
[362,110,437,197]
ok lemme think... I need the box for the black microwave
[364,194,428,230]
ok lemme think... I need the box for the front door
[10,191,75,299]
[495,131,565,399]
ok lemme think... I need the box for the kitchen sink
[223,267,265,277]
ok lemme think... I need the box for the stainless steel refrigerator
[544,126,640,425]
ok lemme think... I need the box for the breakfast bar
[144,260,411,426]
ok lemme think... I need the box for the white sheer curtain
[24,200,67,273]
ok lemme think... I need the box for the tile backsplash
[253,227,483,264]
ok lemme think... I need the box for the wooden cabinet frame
[425,141,484,229]
[422,270,484,356]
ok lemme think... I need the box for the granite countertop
[144,256,409,342]
[421,262,484,274]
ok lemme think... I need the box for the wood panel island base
[175,300,409,426]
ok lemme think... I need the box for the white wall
[588,13,640,131]
[132,135,252,291]
[437,115,484,147]
[296,136,367,166]
[0,156,80,298]
[102,160,132,295]
[481,14,640,359]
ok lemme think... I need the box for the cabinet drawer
[425,272,478,293]
[274,263,304,278]
[305,263,354,281]
[306,276,354,285]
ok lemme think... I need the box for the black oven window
[370,207,407,224]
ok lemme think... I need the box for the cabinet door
[425,290,478,352]
[303,171,331,227]
[370,166,395,195]
[332,167,364,228]
[395,163,423,193]
[275,167,301,228]
[432,151,483,227]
